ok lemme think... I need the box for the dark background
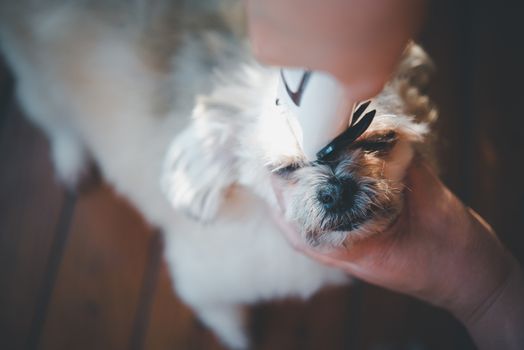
[1,0,523,349]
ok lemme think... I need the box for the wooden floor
[1,1,523,349]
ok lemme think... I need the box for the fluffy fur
[0,1,436,348]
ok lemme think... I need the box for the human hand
[246,0,427,100]
[271,162,518,325]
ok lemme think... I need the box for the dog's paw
[162,123,238,222]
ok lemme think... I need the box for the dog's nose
[317,178,357,211]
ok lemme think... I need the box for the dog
[0,1,436,348]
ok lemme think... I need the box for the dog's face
[268,109,427,246]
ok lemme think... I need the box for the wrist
[445,249,516,325]
[420,207,516,322]
[461,259,524,349]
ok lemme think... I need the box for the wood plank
[38,184,153,350]
[0,55,14,128]
[129,231,164,350]
[302,286,355,350]
[0,104,67,350]
[250,286,354,350]
[252,299,307,350]
[355,285,411,349]
[26,192,76,350]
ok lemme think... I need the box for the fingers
[246,0,426,98]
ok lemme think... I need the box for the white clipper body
[276,69,354,160]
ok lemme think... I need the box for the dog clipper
[276,69,353,160]
[276,69,376,161]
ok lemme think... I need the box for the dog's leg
[195,303,249,350]
[15,81,91,190]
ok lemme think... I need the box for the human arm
[271,162,524,350]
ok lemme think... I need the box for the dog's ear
[161,106,239,222]
[396,42,435,91]
[161,56,272,222]
[393,42,438,124]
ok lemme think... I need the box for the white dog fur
[0,1,435,348]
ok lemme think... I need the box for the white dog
[0,1,436,348]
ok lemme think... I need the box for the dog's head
[268,108,429,246]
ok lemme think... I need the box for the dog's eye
[274,163,301,177]
[354,131,397,153]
